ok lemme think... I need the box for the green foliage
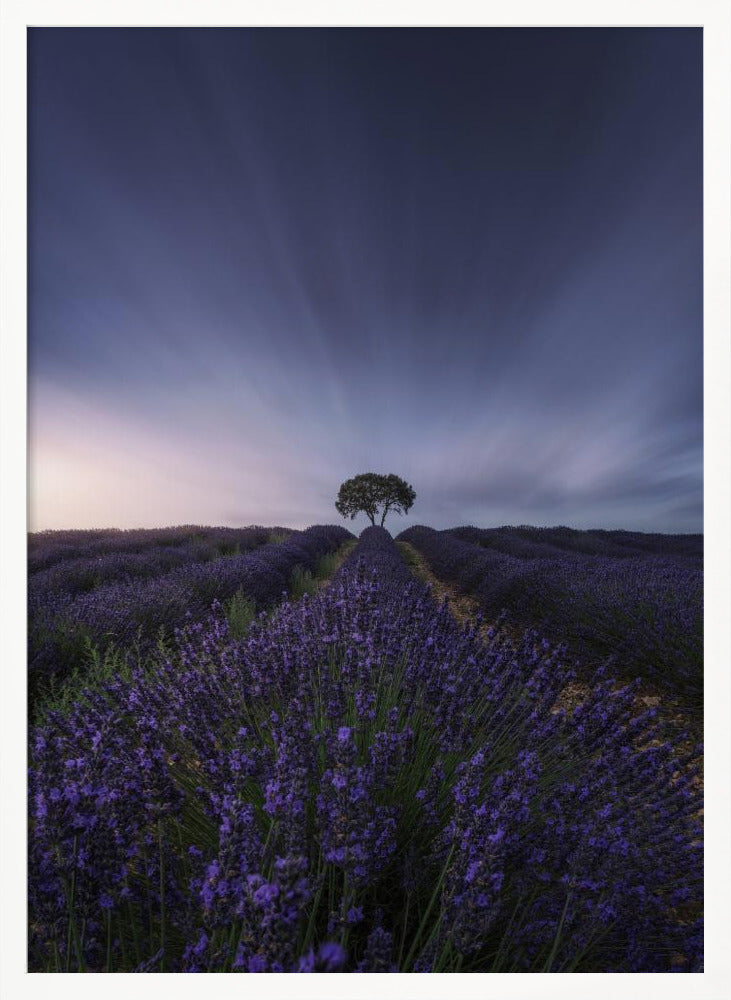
[290,541,358,600]
[314,551,339,580]
[225,587,256,638]
[395,541,421,571]
[335,473,416,527]
[33,640,131,725]
[216,541,241,557]
[289,565,318,599]
[268,531,290,545]
[29,623,94,712]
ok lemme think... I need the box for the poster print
[25,26,703,976]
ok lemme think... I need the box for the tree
[335,473,416,527]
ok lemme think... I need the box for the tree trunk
[368,513,375,526]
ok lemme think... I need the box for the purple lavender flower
[28,524,702,973]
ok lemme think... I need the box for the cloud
[28,29,702,534]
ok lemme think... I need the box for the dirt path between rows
[397,540,492,634]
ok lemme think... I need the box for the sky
[27,27,703,534]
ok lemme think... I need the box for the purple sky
[28,28,702,533]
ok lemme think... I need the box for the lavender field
[27,523,703,973]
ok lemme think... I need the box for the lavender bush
[399,525,702,708]
[28,528,702,972]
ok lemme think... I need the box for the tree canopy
[335,473,416,527]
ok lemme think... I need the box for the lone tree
[335,473,416,528]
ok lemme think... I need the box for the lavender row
[398,525,703,706]
[29,527,702,972]
[28,527,276,606]
[29,525,353,698]
[28,525,293,575]
[449,524,702,562]
[449,525,582,561]
[331,519,415,587]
